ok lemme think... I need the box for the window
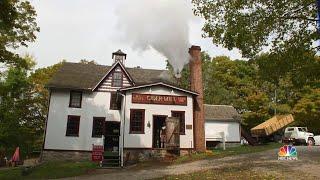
[171,111,185,135]
[287,128,294,131]
[112,71,123,87]
[110,93,122,110]
[66,115,80,137]
[130,109,145,134]
[69,91,82,108]
[92,117,105,138]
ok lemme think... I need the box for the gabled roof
[46,62,177,90]
[92,61,135,91]
[204,104,241,122]
[120,82,199,96]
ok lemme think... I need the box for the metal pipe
[118,91,126,167]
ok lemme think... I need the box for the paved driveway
[62,146,320,180]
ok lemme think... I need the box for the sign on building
[132,93,187,106]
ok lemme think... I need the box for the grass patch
[0,161,97,180]
[174,143,282,164]
[158,166,281,180]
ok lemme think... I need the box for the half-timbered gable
[95,62,134,92]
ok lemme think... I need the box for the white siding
[205,121,240,142]
[44,90,120,151]
[45,86,195,151]
[97,66,131,92]
[123,86,194,149]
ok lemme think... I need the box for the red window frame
[129,109,145,134]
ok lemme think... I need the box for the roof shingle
[204,104,240,122]
[47,62,176,90]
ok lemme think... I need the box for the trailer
[251,114,294,139]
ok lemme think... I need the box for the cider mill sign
[132,93,187,106]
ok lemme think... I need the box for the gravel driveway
[61,146,320,180]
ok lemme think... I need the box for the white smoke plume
[114,0,193,76]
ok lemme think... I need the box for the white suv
[283,127,315,146]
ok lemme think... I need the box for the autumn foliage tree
[0,0,39,67]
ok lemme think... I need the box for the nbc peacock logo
[278,145,298,160]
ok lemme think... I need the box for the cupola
[112,49,127,65]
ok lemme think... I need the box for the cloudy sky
[18,0,242,70]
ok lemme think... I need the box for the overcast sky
[18,0,242,70]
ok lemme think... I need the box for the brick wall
[189,45,206,152]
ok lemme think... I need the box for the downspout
[119,91,126,167]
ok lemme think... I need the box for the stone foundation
[124,149,193,164]
[41,150,91,162]
[41,149,193,164]
[124,149,166,163]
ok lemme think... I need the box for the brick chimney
[189,45,205,152]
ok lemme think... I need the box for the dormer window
[112,71,123,87]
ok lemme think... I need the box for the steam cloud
[115,0,193,76]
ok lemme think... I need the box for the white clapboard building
[204,105,241,148]
[42,48,241,166]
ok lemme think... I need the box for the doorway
[153,115,167,148]
[104,121,120,152]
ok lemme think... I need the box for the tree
[192,0,319,58]
[0,0,39,66]
[0,56,36,156]
[0,55,62,157]
[294,88,320,134]
[29,62,63,133]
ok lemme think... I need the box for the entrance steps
[101,152,120,168]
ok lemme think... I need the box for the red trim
[132,93,188,106]
[171,111,186,135]
[129,109,145,134]
[66,115,80,137]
